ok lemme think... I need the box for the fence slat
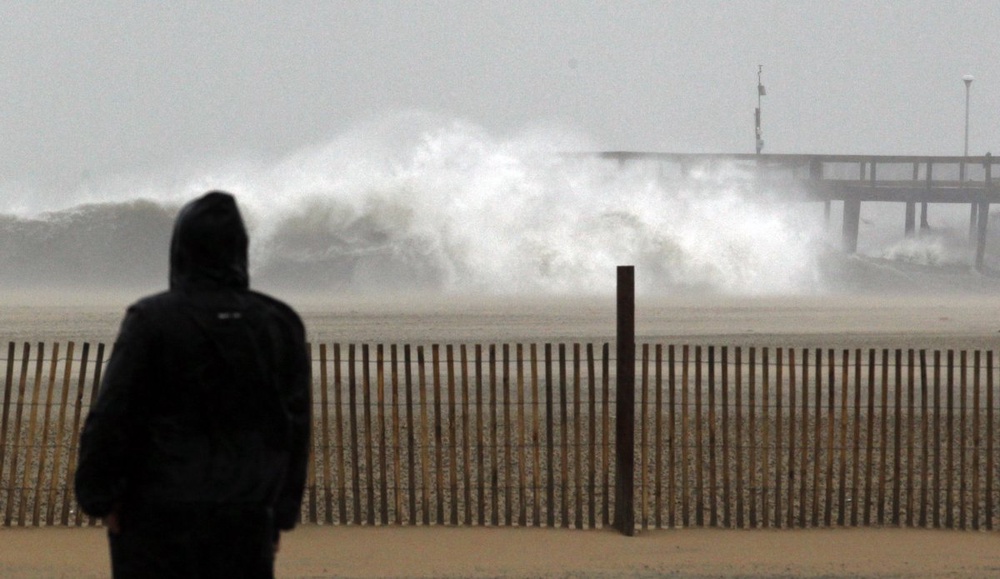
[531,344,542,527]
[668,345,677,529]
[946,350,955,529]
[79,343,105,527]
[489,345,499,527]
[933,350,942,528]
[765,348,774,528]
[558,343,568,528]
[503,344,512,527]
[46,342,74,526]
[864,349,876,527]
[4,343,30,527]
[601,343,610,528]
[588,343,597,529]
[517,344,528,527]
[573,343,583,530]
[893,350,902,527]
[722,346,731,529]
[825,349,835,528]
[654,344,663,530]
[986,351,994,531]
[906,349,915,528]
[61,342,90,526]
[972,350,981,531]
[878,349,889,527]
[17,344,45,527]
[748,347,758,528]
[0,343,17,509]
[695,346,704,527]
[362,345,375,526]
[348,345,361,525]
[475,345,485,526]
[461,345,473,527]
[404,343,416,525]
[959,350,967,529]
[735,347,744,529]
[377,345,389,526]
[305,343,317,525]
[334,344,348,525]
[787,348,797,529]
[432,345,443,525]
[417,346,430,526]
[640,344,649,530]
[447,345,459,526]
[545,343,554,528]
[812,349,821,528]
[708,346,717,528]
[392,345,403,525]
[851,349,862,527]
[800,349,810,529]
[876,348,890,527]
[32,343,59,526]
[681,345,690,527]
[299,343,316,525]
[921,350,930,528]
[838,349,849,527]
[319,345,333,525]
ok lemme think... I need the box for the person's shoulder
[247,290,305,335]
[124,290,186,319]
[107,291,178,341]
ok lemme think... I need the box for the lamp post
[963,74,975,238]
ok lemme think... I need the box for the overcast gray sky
[2,1,998,202]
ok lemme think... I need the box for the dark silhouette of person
[75,191,311,578]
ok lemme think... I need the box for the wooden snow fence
[1,340,998,532]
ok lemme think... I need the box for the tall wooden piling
[975,156,991,270]
[614,265,635,535]
[905,162,918,237]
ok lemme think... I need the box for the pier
[591,153,999,270]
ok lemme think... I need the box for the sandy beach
[2,525,999,578]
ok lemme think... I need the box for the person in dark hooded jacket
[75,191,311,579]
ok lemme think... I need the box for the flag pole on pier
[755,65,765,155]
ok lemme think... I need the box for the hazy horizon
[3,2,998,206]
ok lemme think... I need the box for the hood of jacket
[169,191,250,291]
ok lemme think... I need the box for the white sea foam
[880,234,963,266]
[169,113,827,295]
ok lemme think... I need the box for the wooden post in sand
[614,266,636,535]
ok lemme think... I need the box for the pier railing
[0,340,997,531]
